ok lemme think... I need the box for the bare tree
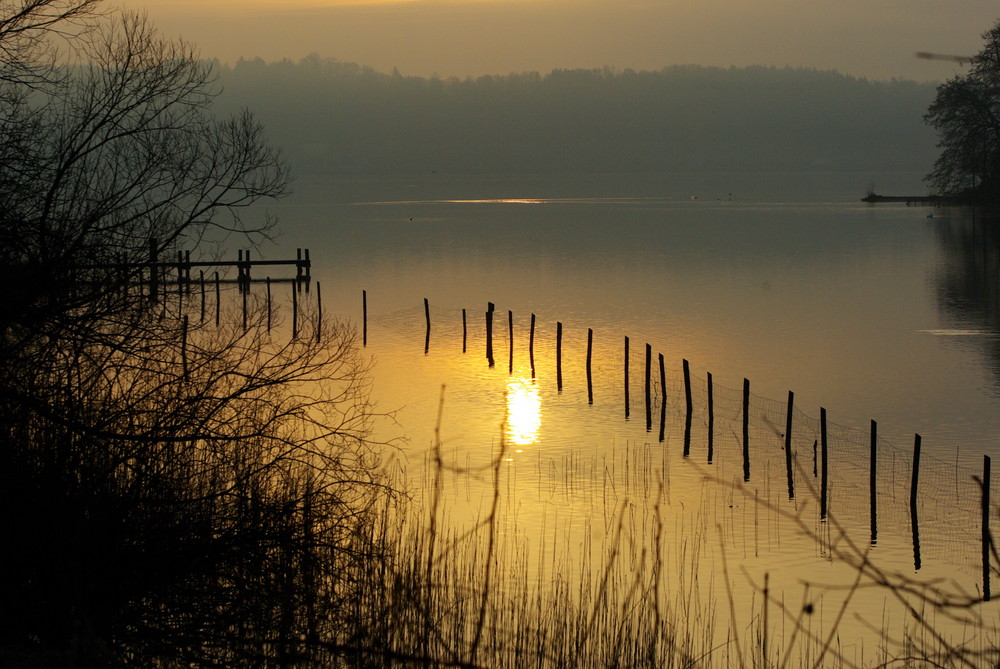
[0,4,392,666]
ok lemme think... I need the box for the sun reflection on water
[504,376,541,449]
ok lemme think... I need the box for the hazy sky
[130,0,998,82]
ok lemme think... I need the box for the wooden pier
[74,242,312,301]
[861,192,960,206]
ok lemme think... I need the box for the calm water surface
[266,171,1000,464]
[257,171,1000,654]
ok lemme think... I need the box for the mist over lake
[215,61,940,175]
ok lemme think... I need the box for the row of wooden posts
[379,297,995,600]
[170,269,322,340]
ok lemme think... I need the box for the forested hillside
[216,57,939,176]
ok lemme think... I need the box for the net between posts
[367,303,994,581]
[692,380,988,578]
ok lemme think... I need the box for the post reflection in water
[504,376,541,454]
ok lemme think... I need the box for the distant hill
[215,57,940,176]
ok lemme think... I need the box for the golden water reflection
[504,376,541,449]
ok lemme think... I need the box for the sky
[129,0,999,82]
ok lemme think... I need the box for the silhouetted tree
[0,3,391,666]
[926,20,1000,202]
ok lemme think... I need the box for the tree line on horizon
[214,57,941,177]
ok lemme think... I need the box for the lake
[265,170,1000,460]
[252,170,1000,660]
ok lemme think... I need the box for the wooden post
[586,328,593,404]
[149,237,159,303]
[363,290,368,347]
[911,434,922,571]
[509,310,514,374]
[241,272,248,332]
[644,343,652,432]
[214,271,220,328]
[462,308,467,353]
[176,251,184,314]
[984,455,992,602]
[181,315,189,381]
[683,359,693,418]
[244,249,251,288]
[237,250,244,293]
[624,336,630,419]
[683,359,692,457]
[707,372,714,463]
[556,321,563,391]
[424,298,430,354]
[296,248,302,288]
[742,378,750,482]
[785,391,795,500]
[820,407,829,520]
[199,270,206,323]
[486,302,494,366]
[658,353,666,443]
[292,280,299,340]
[870,419,878,546]
[185,250,191,293]
[317,282,323,343]
[529,313,536,378]
[266,277,272,332]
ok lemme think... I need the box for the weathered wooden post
[214,271,220,328]
[743,378,750,482]
[985,455,992,602]
[181,315,189,381]
[199,270,206,323]
[237,250,244,293]
[870,419,878,546]
[462,308,467,353]
[486,302,495,366]
[586,328,593,404]
[185,250,191,293]
[529,313,536,378]
[683,359,693,457]
[911,433,922,571]
[317,282,323,343]
[508,310,514,374]
[683,359,693,417]
[785,391,795,500]
[707,372,714,463]
[176,250,184,313]
[241,272,248,331]
[149,237,159,303]
[658,353,666,443]
[820,407,829,519]
[363,290,368,347]
[644,343,652,432]
[424,298,430,354]
[556,321,563,391]
[266,277,272,332]
[624,336,630,419]
[292,280,299,340]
